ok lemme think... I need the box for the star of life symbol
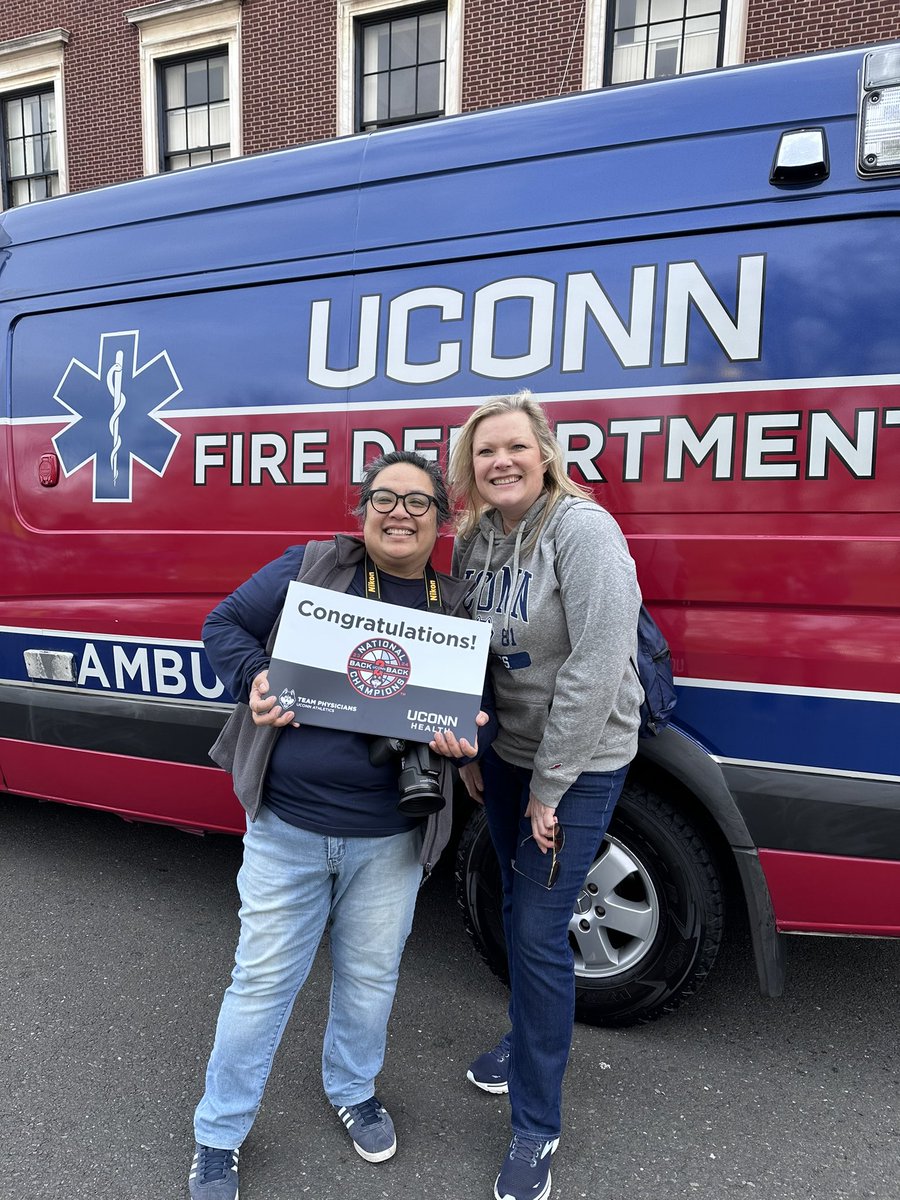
[52,330,183,502]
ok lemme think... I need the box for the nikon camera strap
[364,553,443,612]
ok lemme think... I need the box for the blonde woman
[439,392,642,1200]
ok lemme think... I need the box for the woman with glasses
[438,393,642,1200]
[189,450,492,1200]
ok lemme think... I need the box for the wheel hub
[568,834,660,978]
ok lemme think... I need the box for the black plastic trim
[0,683,227,768]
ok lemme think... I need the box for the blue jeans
[480,747,629,1140]
[194,805,423,1149]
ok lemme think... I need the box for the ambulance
[2,41,899,1025]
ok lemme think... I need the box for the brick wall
[241,0,334,153]
[0,1,142,191]
[461,0,585,111]
[744,0,900,62]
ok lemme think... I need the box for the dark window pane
[185,59,209,106]
[418,10,445,62]
[208,55,228,102]
[652,42,679,76]
[391,16,418,69]
[417,61,443,113]
[390,65,416,118]
[617,0,649,27]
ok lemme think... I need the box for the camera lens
[369,736,446,816]
[396,763,445,816]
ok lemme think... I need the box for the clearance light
[770,128,828,185]
[858,45,900,176]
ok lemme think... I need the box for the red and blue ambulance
[2,41,899,1023]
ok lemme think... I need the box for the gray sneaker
[188,1144,239,1199]
[334,1096,397,1162]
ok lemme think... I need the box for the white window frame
[337,0,463,137]
[126,0,242,176]
[582,0,748,91]
[0,28,69,206]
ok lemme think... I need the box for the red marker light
[38,453,60,487]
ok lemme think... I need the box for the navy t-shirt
[265,563,430,835]
[202,544,433,838]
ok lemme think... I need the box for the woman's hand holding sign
[249,671,299,728]
[430,711,489,804]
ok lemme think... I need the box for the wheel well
[627,754,747,924]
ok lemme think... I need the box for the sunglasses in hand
[512,823,565,890]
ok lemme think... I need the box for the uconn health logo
[52,331,183,502]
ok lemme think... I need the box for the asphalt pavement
[1,791,897,1200]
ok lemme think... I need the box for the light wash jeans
[194,805,423,1149]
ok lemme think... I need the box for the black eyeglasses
[367,488,437,517]
[512,824,565,890]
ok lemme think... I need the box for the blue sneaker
[494,1133,559,1200]
[467,1033,511,1094]
[334,1096,397,1162]
[188,1144,239,1199]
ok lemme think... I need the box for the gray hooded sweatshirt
[452,493,643,808]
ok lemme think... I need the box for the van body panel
[758,849,900,935]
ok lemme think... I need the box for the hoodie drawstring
[475,520,528,636]
[504,522,527,636]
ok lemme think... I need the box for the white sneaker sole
[352,1138,397,1163]
[466,1069,509,1095]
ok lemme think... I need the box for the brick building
[0,0,897,208]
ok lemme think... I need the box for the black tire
[455,780,725,1027]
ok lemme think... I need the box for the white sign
[266,581,491,742]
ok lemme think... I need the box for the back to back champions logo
[347,638,411,698]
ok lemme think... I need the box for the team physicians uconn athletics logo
[347,638,411,699]
[52,331,183,502]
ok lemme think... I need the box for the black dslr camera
[369,736,445,816]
